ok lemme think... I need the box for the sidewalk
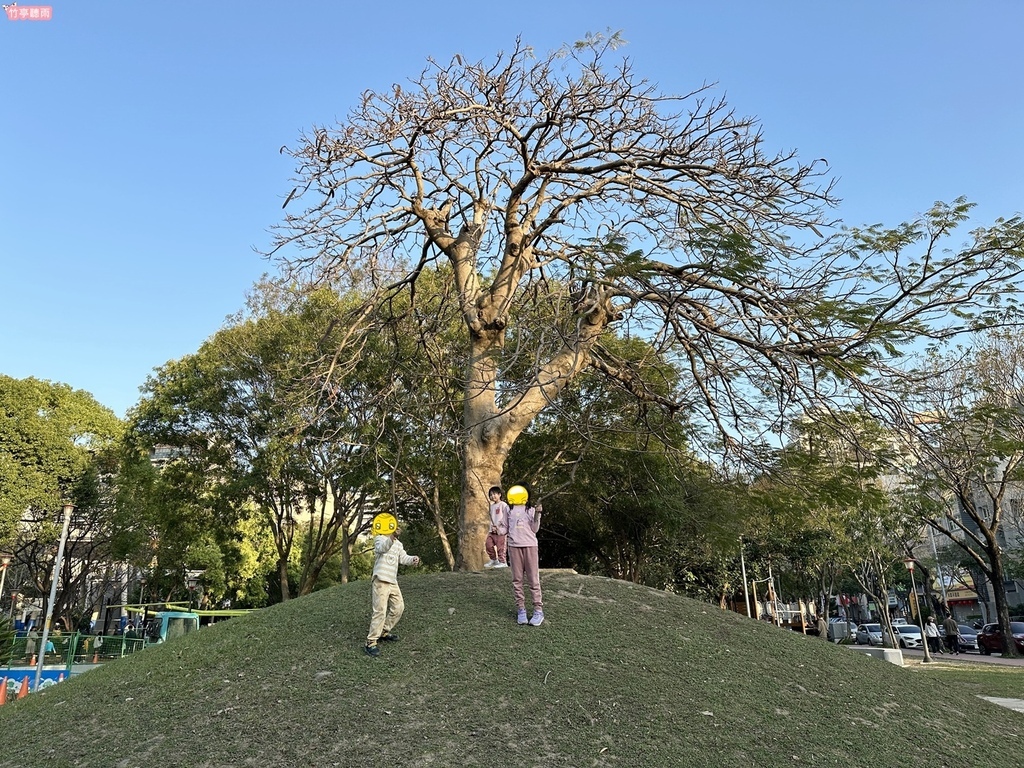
[900,648,1024,667]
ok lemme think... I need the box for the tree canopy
[0,375,122,627]
[272,34,1024,570]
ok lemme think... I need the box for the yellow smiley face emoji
[372,513,398,536]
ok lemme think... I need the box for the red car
[977,621,1024,655]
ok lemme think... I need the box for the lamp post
[34,503,75,692]
[904,558,933,663]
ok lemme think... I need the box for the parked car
[856,623,883,646]
[977,622,1024,655]
[894,624,923,649]
[956,624,979,652]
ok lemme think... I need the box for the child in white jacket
[365,519,420,657]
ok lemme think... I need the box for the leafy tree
[0,613,14,665]
[357,268,466,570]
[503,342,749,593]
[113,440,239,606]
[273,34,1024,571]
[885,334,1024,655]
[129,285,410,599]
[0,375,122,628]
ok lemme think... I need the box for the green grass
[0,571,1021,767]
[904,660,1024,698]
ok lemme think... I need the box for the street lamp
[185,569,205,611]
[904,558,933,663]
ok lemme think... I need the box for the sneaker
[494,562,508,569]
[517,609,528,625]
[364,644,380,658]
[380,632,400,642]
[484,560,496,569]
[529,610,545,627]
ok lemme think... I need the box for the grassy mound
[0,571,1020,767]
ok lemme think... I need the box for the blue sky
[3,1,1023,418]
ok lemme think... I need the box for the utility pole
[34,503,75,691]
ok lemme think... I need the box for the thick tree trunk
[279,559,291,602]
[987,544,1020,657]
[450,242,613,570]
[455,314,513,571]
[457,433,510,571]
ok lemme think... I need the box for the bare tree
[272,34,1024,570]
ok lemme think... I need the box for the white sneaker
[494,562,508,569]
[483,560,496,569]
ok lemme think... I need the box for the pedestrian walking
[925,615,942,654]
[942,613,961,655]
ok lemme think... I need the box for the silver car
[856,623,883,646]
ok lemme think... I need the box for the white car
[894,624,923,648]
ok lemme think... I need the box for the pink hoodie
[507,504,542,547]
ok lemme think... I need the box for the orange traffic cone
[29,654,36,666]
[57,673,64,683]
[91,651,99,663]
[0,677,7,706]
[16,677,29,699]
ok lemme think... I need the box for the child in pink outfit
[507,492,543,626]
[484,486,509,569]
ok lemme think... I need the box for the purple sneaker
[529,610,545,627]
[517,609,528,625]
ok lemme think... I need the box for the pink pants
[509,546,542,611]
[485,532,507,564]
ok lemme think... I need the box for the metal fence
[3,632,148,672]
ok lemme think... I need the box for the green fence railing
[3,632,148,673]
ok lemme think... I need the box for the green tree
[273,35,1024,572]
[750,410,928,644]
[886,334,1024,656]
[130,285,406,599]
[502,339,749,594]
[0,375,122,627]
